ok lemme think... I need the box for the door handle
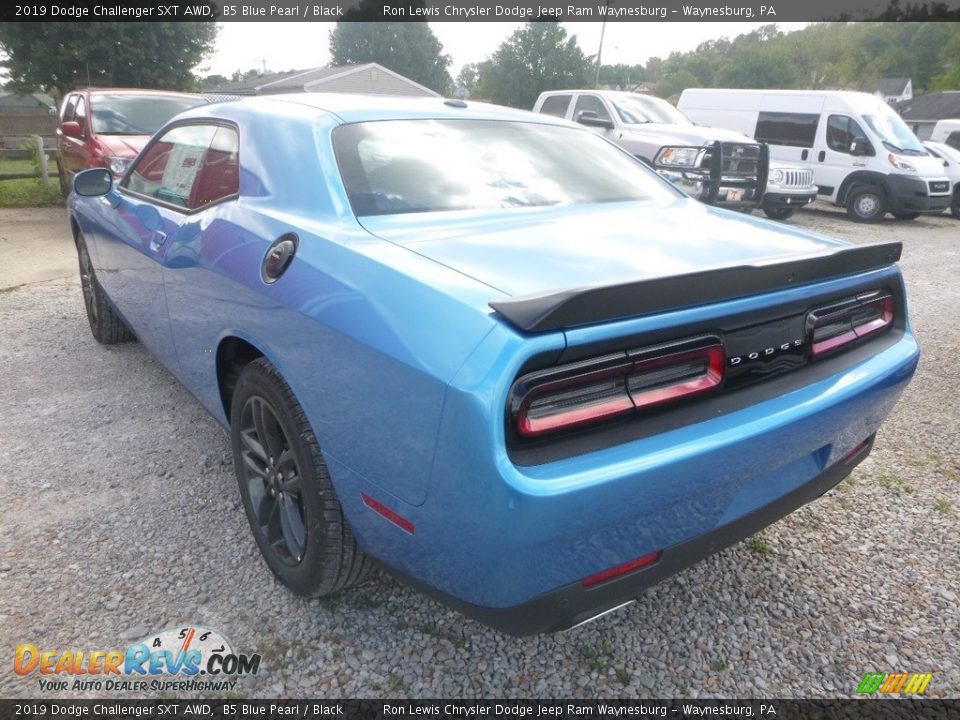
[150,231,167,252]
[818,151,826,162]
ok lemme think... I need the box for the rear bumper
[380,434,873,636]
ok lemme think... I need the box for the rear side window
[539,95,572,117]
[947,132,960,151]
[755,111,819,148]
[123,124,239,211]
[61,95,78,123]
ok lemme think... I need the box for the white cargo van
[678,89,952,222]
[931,119,960,151]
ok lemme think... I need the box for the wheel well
[70,217,80,243]
[216,337,264,419]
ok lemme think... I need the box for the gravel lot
[1,204,958,699]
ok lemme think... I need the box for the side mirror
[61,121,83,139]
[576,110,615,130]
[73,168,113,197]
[850,138,872,157]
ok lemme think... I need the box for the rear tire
[230,358,371,597]
[75,232,135,345]
[846,186,886,223]
[763,207,795,221]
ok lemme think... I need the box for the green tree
[329,21,452,95]
[654,70,702,100]
[0,22,217,96]
[475,22,592,109]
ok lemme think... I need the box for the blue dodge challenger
[68,94,918,635]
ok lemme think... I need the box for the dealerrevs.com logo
[14,625,262,693]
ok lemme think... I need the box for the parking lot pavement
[0,207,74,289]
[0,205,957,699]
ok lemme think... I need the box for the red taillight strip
[514,339,725,438]
[810,294,894,357]
[361,493,415,534]
[517,364,634,437]
[581,550,663,588]
[628,345,725,410]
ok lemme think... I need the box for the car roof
[77,88,206,99]
[176,92,574,126]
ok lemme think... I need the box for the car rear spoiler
[489,241,902,333]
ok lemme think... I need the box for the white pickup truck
[533,89,769,212]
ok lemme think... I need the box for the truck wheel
[231,358,371,597]
[893,213,920,220]
[75,232,135,345]
[952,194,960,220]
[846,186,886,223]
[763,208,795,221]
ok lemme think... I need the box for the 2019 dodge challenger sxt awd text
[67,95,918,635]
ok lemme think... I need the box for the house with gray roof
[873,78,913,105]
[895,92,960,140]
[214,63,439,98]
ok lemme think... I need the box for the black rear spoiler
[489,241,902,333]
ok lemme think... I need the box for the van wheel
[763,208,795,221]
[893,213,920,220]
[231,358,371,597]
[846,186,886,223]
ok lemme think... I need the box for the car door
[58,94,88,180]
[571,93,616,138]
[815,114,872,200]
[94,123,222,373]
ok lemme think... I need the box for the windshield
[927,142,960,164]
[91,94,207,136]
[610,94,692,126]
[862,113,925,155]
[333,119,680,217]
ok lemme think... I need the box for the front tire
[846,186,886,223]
[230,358,371,597]
[951,194,960,220]
[75,232,134,344]
[763,207,796,221]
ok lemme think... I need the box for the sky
[201,21,809,79]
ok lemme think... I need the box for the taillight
[808,292,894,358]
[581,550,663,588]
[512,337,724,438]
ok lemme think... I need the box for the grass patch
[935,498,952,515]
[0,157,54,174]
[746,535,774,556]
[0,178,63,208]
[712,659,728,671]
[615,668,632,685]
[580,644,608,673]
[876,471,914,495]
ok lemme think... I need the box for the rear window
[90,94,206,136]
[333,119,678,217]
[539,95,572,117]
[947,131,960,151]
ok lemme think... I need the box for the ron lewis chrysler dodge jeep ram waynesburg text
[67,94,918,635]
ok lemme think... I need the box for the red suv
[56,89,207,194]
